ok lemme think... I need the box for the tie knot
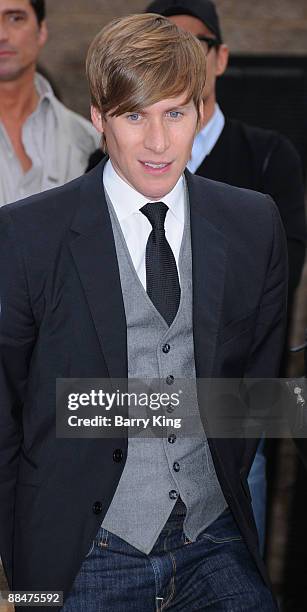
[140,201,169,231]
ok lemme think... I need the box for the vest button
[113,449,123,463]
[162,344,171,354]
[166,375,174,385]
[167,404,175,413]
[168,434,177,444]
[169,490,179,500]
[173,462,180,472]
[92,501,102,515]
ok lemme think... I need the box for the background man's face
[0,0,47,82]
[168,14,228,117]
[92,93,200,200]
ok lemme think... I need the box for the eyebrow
[133,103,193,116]
[2,9,28,16]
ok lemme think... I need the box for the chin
[147,180,177,200]
[145,189,171,201]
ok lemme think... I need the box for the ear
[197,99,205,132]
[215,44,229,77]
[38,20,48,48]
[91,106,104,134]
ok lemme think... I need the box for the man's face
[167,15,228,111]
[92,93,200,200]
[0,0,47,82]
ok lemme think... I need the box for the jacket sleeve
[261,135,306,305]
[243,198,307,465]
[0,208,37,586]
[240,198,287,464]
[245,197,288,379]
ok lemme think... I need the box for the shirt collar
[34,72,54,103]
[31,72,59,125]
[0,72,57,155]
[187,104,225,173]
[103,159,185,225]
[0,72,54,141]
[197,103,225,152]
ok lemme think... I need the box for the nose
[0,19,9,42]
[144,118,170,154]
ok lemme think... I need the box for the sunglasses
[196,36,220,52]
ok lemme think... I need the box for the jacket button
[113,449,123,463]
[162,344,171,354]
[169,490,179,500]
[168,434,176,444]
[173,462,180,472]
[92,501,102,515]
[166,375,174,385]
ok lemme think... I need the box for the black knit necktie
[140,202,180,326]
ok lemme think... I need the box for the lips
[0,50,16,57]
[139,161,172,175]
[144,162,168,168]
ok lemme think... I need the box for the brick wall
[39,0,307,117]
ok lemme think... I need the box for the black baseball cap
[146,0,223,43]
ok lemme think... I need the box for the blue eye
[168,111,182,119]
[127,113,141,121]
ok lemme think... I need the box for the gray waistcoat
[101,188,227,553]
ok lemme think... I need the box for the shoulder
[186,171,282,247]
[51,98,100,150]
[0,173,84,242]
[226,118,299,162]
[187,170,276,219]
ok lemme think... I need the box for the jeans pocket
[200,532,243,544]
[198,509,243,544]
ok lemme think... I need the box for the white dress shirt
[103,159,185,289]
[187,104,225,174]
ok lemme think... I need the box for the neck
[202,94,216,128]
[0,67,39,124]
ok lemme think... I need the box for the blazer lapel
[186,171,228,378]
[69,159,128,379]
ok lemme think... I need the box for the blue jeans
[62,504,277,611]
[248,438,267,554]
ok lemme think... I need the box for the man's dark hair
[30,0,46,25]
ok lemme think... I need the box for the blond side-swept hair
[86,13,206,123]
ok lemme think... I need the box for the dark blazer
[196,118,306,311]
[86,120,306,309]
[0,158,288,610]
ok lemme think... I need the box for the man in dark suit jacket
[0,12,290,612]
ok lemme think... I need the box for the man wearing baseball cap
[146,0,306,554]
